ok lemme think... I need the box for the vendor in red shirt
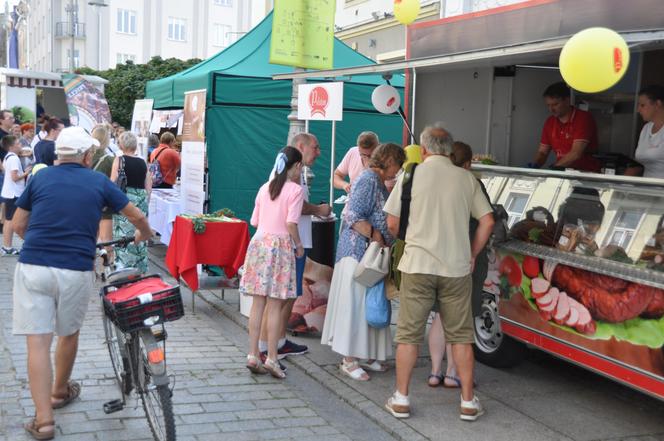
[532,82,601,172]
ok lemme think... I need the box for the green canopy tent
[145,12,404,224]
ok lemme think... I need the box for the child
[1,135,31,255]
[240,146,305,379]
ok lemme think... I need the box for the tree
[76,56,201,128]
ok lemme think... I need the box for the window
[213,0,232,5]
[66,49,80,68]
[604,209,644,249]
[116,9,136,34]
[212,23,232,47]
[505,193,530,227]
[116,53,136,64]
[168,17,186,41]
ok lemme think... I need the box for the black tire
[102,314,132,395]
[473,293,527,368]
[135,336,176,441]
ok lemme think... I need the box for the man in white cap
[11,126,153,439]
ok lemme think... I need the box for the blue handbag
[365,280,391,328]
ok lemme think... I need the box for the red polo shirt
[540,107,601,172]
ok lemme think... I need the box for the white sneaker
[460,395,485,421]
[385,392,410,419]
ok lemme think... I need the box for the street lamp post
[64,0,77,72]
[88,1,107,70]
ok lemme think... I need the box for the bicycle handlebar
[96,236,135,249]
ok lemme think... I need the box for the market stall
[271,0,664,399]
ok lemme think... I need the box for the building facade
[335,0,529,61]
[21,0,272,72]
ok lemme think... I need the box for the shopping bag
[365,280,391,328]
[354,241,389,287]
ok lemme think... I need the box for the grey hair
[419,123,454,155]
[57,149,92,162]
[118,131,138,152]
[291,132,316,148]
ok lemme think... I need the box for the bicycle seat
[107,268,142,284]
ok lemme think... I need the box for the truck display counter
[473,164,664,400]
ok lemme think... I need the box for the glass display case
[473,164,664,399]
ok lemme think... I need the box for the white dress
[320,170,393,361]
[635,122,664,178]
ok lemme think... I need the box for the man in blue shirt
[11,126,152,439]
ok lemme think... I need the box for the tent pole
[330,120,336,206]
[305,119,309,133]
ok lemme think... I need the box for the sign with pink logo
[297,82,343,121]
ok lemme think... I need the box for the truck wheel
[473,293,527,368]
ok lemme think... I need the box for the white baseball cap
[55,126,100,156]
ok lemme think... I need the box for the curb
[148,250,428,441]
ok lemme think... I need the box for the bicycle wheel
[134,331,175,441]
[102,313,132,395]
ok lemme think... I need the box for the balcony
[55,22,86,39]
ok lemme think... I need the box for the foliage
[75,56,201,128]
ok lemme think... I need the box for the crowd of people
[240,125,494,422]
[4,80,664,437]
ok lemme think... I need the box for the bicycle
[96,237,183,441]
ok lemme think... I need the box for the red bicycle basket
[102,275,183,333]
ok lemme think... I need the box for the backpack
[389,162,418,291]
[149,147,166,187]
[115,156,128,193]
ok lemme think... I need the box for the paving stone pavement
[0,247,397,441]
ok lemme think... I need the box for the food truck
[273,0,664,400]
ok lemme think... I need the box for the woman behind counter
[321,143,406,381]
[634,85,664,178]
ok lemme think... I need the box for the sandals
[442,375,477,388]
[359,360,389,373]
[428,373,444,387]
[264,358,286,379]
[246,354,268,375]
[24,418,55,440]
[340,360,370,381]
[51,380,81,409]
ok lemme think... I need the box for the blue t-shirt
[16,163,129,271]
[34,139,56,166]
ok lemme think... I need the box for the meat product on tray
[548,263,664,322]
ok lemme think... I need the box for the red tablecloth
[165,216,250,291]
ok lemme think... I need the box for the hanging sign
[297,82,343,121]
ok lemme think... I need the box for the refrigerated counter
[473,164,664,400]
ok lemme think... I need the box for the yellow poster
[269,0,335,70]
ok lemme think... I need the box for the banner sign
[269,0,335,70]
[62,74,112,131]
[130,99,154,159]
[297,82,343,121]
[181,89,207,215]
[149,110,183,135]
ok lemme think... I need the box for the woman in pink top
[333,131,379,193]
[241,146,305,379]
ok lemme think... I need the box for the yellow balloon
[559,27,630,93]
[32,163,47,175]
[394,0,420,26]
[403,144,422,166]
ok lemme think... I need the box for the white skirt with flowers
[239,231,297,300]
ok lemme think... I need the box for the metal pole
[287,67,306,144]
[69,0,76,72]
[410,69,417,144]
[329,120,335,206]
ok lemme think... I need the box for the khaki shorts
[395,272,474,345]
[13,263,94,336]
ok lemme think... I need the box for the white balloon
[371,84,400,114]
